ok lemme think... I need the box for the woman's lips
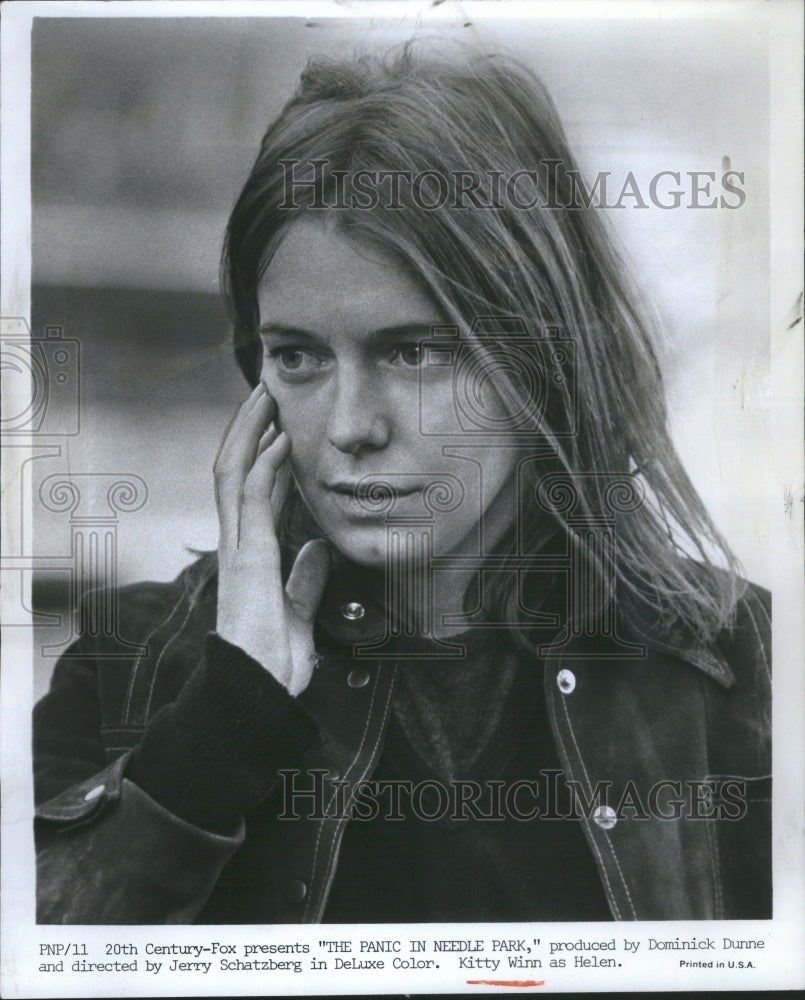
[325,480,421,497]
[322,480,423,516]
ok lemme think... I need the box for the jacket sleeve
[703,580,772,918]
[34,631,321,924]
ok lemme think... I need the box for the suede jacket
[33,554,772,924]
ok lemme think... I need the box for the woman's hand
[214,384,330,696]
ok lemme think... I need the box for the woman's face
[257,219,522,568]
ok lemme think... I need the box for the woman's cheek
[275,399,319,458]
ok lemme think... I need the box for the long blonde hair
[222,41,743,648]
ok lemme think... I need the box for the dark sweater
[129,628,610,922]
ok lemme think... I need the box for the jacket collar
[311,553,736,687]
[616,591,736,688]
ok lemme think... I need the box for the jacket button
[341,602,365,621]
[347,668,370,689]
[83,784,105,801]
[593,804,617,830]
[556,668,576,694]
[285,880,307,903]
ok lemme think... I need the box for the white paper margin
[2,1,803,996]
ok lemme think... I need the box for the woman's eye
[278,348,306,370]
[268,347,325,376]
[389,344,423,367]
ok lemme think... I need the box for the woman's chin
[326,524,433,571]
[326,526,391,569]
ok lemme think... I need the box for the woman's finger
[214,385,270,464]
[238,430,291,547]
[270,459,292,521]
[215,387,275,480]
[215,386,275,545]
[256,422,278,458]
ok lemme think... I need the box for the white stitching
[302,663,384,921]
[705,814,724,918]
[143,589,199,719]
[303,661,397,922]
[122,595,186,722]
[557,680,637,920]
[316,663,398,918]
[545,675,622,921]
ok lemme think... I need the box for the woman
[33,42,770,924]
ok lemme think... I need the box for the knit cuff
[128,633,320,833]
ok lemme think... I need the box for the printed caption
[36,934,768,984]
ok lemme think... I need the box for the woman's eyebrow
[258,323,316,340]
[371,323,438,341]
[257,322,440,341]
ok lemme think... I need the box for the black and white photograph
[1,1,803,996]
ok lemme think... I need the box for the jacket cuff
[126,632,321,833]
[37,773,244,924]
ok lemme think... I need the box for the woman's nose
[326,371,391,455]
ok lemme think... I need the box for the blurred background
[29,10,771,696]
